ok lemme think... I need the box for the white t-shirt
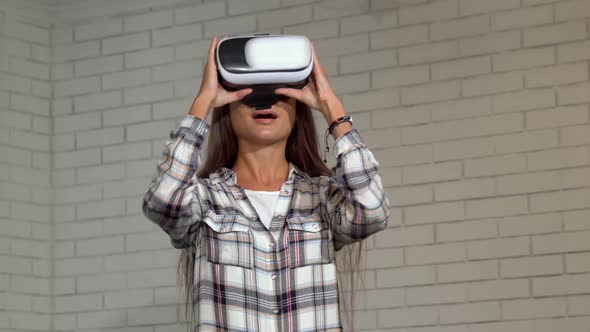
[243,189,280,230]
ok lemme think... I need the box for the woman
[142,35,390,331]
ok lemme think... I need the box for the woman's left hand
[274,41,345,122]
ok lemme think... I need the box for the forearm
[188,94,213,121]
[322,96,353,140]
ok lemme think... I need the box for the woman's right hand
[196,36,253,109]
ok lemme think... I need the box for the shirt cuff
[180,114,210,138]
[333,129,366,156]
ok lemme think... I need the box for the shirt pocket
[202,211,253,269]
[286,212,335,268]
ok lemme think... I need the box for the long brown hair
[177,101,365,331]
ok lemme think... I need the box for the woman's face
[229,97,297,146]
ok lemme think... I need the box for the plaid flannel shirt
[142,114,390,331]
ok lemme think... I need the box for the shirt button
[311,223,319,230]
[271,274,277,280]
[268,242,275,247]
[282,189,290,195]
[276,215,283,219]
[273,309,280,314]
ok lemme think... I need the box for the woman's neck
[232,140,289,191]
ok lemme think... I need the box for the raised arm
[142,114,209,249]
[324,128,390,251]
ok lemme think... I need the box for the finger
[274,88,303,101]
[228,88,253,103]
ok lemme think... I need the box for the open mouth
[252,110,278,122]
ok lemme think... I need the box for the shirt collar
[210,161,309,186]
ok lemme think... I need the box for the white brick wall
[0,1,53,331]
[1,0,589,330]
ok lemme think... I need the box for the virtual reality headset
[215,33,313,110]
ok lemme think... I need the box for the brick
[54,77,100,98]
[74,91,122,113]
[125,47,174,69]
[284,20,339,40]
[52,63,73,80]
[459,31,520,56]
[431,15,489,41]
[10,94,50,115]
[228,0,279,15]
[259,6,313,30]
[556,0,590,21]
[460,0,520,15]
[151,60,201,82]
[102,68,150,90]
[204,15,257,38]
[466,196,528,219]
[430,96,492,121]
[533,274,590,296]
[124,10,173,32]
[4,20,50,45]
[104,289,153,309]
[494,47,555,72]
[75,18,122,41]
[370,25,428,50]
[127,305,177,326]
[102,32,150,55]
[77,199,126,220]
[54,112,101,134]
[527,106,589,130]
[558,82,590,105]
[175,40,213,60]
[340,49,396,74]
[376,265,434,288]
[9,59,49,80]
[76,127,124,148]
[341,10,397,35]
[75,55,123,77]
[53,149,101,169]
[462,72,523,96]
[469,279,530,301]
[524,22,587,47]
[371,105,430,128]
[312,1,367,20]
[401,80,461,105]
[77,311,126,329]
[566,253,590,273]
[492,89,555,113]
[314,34,369,57]
[372,64,429,88]
[495,129,558,154]
[407,242,466,265]
[379,306,438,328]
[124,83,173,105]
[152,23,202,47]
[399,40,459,65]
[103,142,151,162]
[103,105,151,126]
[526,63,589,88]
[402,0,459,25]
[497,171,561,195]
[493,5,553,30]
[175,2,225,25]
[502,255,562,277]
[77,273,126,293]
[528,146,589,171]
[76,236,124,256]
[54,294,102,313]
[561,124,590,146]
[341,88,399,113]
[53,41,100,62]
[432,56,491,80]
[531,187,590,212]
